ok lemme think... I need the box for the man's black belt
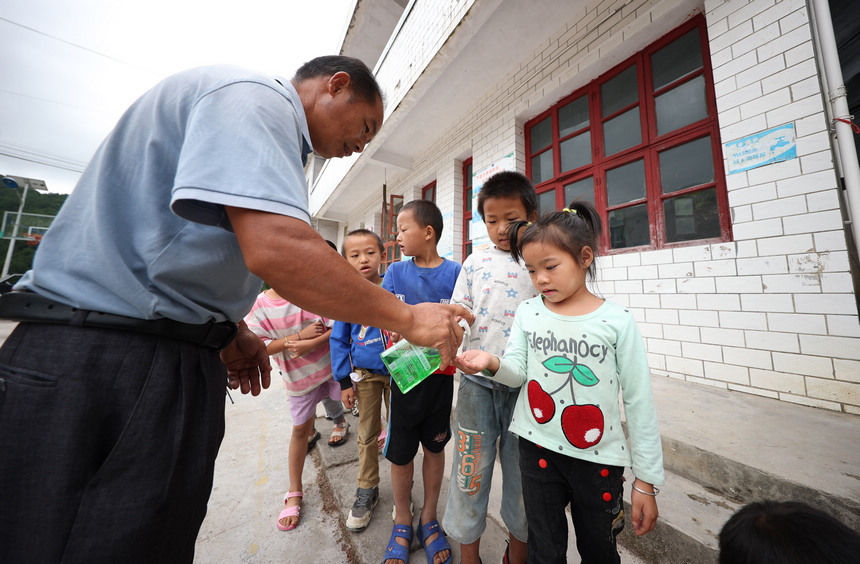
[0,292,237,350]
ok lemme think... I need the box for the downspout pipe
[810,0,860,262]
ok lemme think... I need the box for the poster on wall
[724,123,796,174]
[439,210,454,259]
[469,153,516,251]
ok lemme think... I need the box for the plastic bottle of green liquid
[381,339,442,394]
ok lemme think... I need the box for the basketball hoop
[26,234,42,246]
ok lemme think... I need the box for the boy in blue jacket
[330,229,391,532]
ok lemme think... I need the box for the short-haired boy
[382,200,461,564]
[330,229,392,532]
[442,171,538,564]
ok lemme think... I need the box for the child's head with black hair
[506,200,602,312]
[396,199,444,259]
[476,171,538,251]
[509,199,602,282]
[341,228,384,256]
[718,500,860,564]
[399,200,443,243]
[341,229,384,283]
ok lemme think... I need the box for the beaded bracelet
[632,484,660,496]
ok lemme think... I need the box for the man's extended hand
[399,303,474,367]
[221,321,271,395]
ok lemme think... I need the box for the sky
[0,0,355,195]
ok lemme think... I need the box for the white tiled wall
[347,0,860,412]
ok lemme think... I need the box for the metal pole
[810,0,860,260]
[1,180,31,278]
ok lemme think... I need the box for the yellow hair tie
[562,208,577,215]
[527,221,533,226]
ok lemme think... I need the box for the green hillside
[0,187,67,278]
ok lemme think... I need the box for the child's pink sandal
[277,491,303,531]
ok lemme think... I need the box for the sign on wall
[469,153,516,251]
[724,123,796,174]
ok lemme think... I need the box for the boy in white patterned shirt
[442,171,537,564]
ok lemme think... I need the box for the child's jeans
[354,369,390,489]
[519,438,625,564]
[443,377,528,544]
[321,396,345,422]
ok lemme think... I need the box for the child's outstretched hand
[341,387,355,409]
[455,350,499,376]
[285,338,316,358]
[299,319,326,339]
[630,479,659,536]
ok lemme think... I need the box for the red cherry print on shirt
[600,468,609,478]
[560,404,604,449]
[538,458,548,469]
[527,380,555,424]
[602,492,612,502]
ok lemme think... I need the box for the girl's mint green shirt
[492,297,664,485]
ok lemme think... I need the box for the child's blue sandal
[417,519,452,564]
[383,523,413,563]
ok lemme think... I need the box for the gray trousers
[0,322,227,563]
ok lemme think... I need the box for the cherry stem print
[542,355,600,387]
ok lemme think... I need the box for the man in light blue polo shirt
[0,56,471,563]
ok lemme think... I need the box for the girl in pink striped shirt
[245,288,350,531]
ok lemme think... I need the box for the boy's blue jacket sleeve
[330,320,353,386]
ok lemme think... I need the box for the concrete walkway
[4,316,855,562]
[195,378,646,563]
[0,319,639,562]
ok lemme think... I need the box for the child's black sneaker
[346,486,379,532]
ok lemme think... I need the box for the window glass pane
[531,149,554,184]
[465,242,472,257]
[659,136,714,194]
[664,187,721,242]
[465,162,472,187]
[606,159,646,207]
[651,29,703,90]
[559,96,589,137]
[601,65,638,117]
[530,116,552,151]
[537,189,557,215]
[560,131,591,172]
[603,107,641,156]
[609,204,650,248]
[655,75,707,135]
[563,177,594,206]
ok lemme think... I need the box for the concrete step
[617,467,741,564]
[651,375,860,530]
[615,374,860,563]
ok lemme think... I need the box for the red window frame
[462,158,473,259]
[421,180,436,202]
[524,16,731,253]
[381,193,403,273]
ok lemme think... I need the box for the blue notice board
[725,123,796,174]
